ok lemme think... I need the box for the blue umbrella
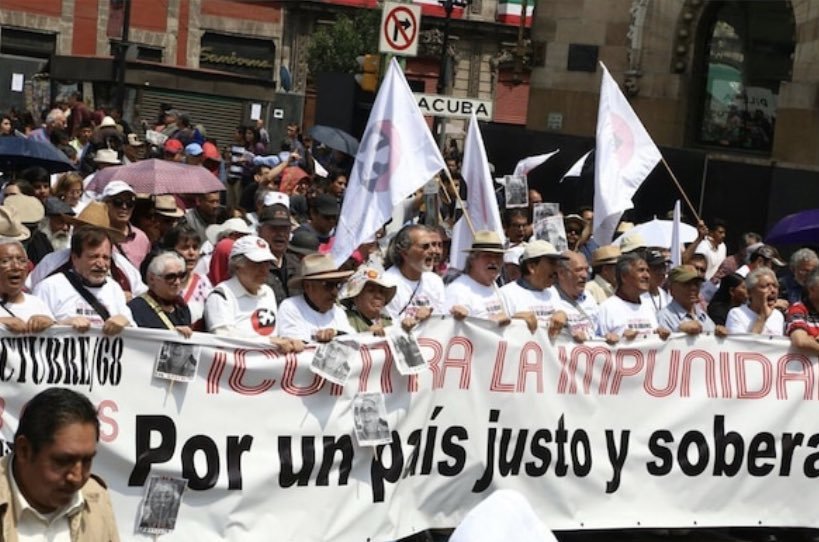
[766,209,819,245]
[0,136,75,174]
[308,125,359,156]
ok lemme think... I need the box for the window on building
[108,42,164,63]
[0,27,56,59]
[695,1,795,153]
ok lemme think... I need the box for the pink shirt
[119,225,152,268]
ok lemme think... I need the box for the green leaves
[307,11,379,76]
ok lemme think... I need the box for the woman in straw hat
[277,253,354,342]
[338,265,397,336]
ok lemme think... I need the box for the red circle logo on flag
[251,308,276,336]
[357,120,401,193]
[610,112,635,168]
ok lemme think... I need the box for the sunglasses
[161,271,188,283]
[110,197,135,209]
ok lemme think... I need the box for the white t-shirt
[444,274,504,319]
[640,288,672,315]
[276,295,354,342]
[384,267,445,320]
[499,280,559,326]
[725,304,784,336]
[28,248,147,296]
[553,288,600,338]
[696,239,727,280]
[597,295,658,336]
[0,293,55,325]
[204,276,278,338]
[32,273,134,326]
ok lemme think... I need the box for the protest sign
[0,324,816,540]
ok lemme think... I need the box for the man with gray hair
[597,252,670,342]
[28,108,67,145]
[780,248,819,304]
[0,239,55,333]
[384,224,445,328]
[553,250,599,341]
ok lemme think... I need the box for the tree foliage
[306,11,380,76]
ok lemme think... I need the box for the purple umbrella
[765,209,819,245]
[86,159,224,195]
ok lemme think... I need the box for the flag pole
[660,156,701,224]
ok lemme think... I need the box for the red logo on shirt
[251,308,276,336]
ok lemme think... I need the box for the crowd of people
[1,99,818,356]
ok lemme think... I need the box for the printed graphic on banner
[310,340,355,385]
[380,2,421,56]
[2,326,819,541]
[386,328,427,375]
[154,341,200,382]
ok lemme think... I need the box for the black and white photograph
[154,342,200,382]
[503,175,529,208]
[386,328,427,376]
[309,340,355,385]
[532,202,561,225]
[353,392,391,447]
[534,216,568,252]
[137,475,187,535]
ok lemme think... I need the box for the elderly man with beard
[32,225,134,335]
[445,231,509,322]
[384,225,445,328]
[27,197,74,265]
[499,240,567,336]
[553,250,599,341]
[0,240,55,333]
[597,252,670,343]
[657,265,725,336]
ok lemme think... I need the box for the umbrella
[0,136,75,174]
[86,159,224,195]
[308,125,359,156]
[765,209,819,245]
[614,217,698,249]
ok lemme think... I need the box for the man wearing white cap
[499,240,568,337]
[101,180,151,268]
[204,235,303,353]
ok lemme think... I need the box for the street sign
[414,93,494,121]
[379,2,421,57]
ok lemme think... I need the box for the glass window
[697,2,794,152]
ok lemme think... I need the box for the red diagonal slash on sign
[384,6,416,51]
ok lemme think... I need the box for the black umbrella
[0,136,75,174]
[308,125,359,156]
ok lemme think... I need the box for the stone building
[521,0,818,243]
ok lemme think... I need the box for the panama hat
[0,206,30,241]
[205,218,253,245]
[619,233,647,254]
[339,265,397,303]
[519,240,567,263]
[154,195,184,219]
[287,253,354,290]
[462,230,506,253]
[591,245,621,267]
[64,201,125,242]
[3,194,44,224]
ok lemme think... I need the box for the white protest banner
[1,325,819,541]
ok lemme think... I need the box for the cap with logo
[229,235,275,263]
[259,204,291,227]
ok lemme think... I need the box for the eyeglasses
[161,271,188,283]
[109,197,135,209]
[416,243,431,250]
[0,256,28,268]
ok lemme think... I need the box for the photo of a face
[352,393,391,447]
[154,341,200,382]
[309,340,355,385]
[138,476,187,534]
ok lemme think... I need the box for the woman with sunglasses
[128,251,193,338]
[101,181,151,268]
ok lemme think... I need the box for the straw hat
[519,240,567,263]
[619,233,647,254]
[205,218,253,245]
[462,230,506,253]
[64,201,125,242]
[0,207,30,241]
[287,253,354,290]
[3,194,44,224]
[591,245,621,267]
[339,265,397,303]
[93,148,121,165]
[154,195,184,218]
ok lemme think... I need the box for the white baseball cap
[100,180,135,200]
[229,235,275,263]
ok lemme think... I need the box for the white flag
[559,150,591,182]
[513,150,559,177]
[450,114,505,270]
[593,63,661,245]
[331,58,447,266]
